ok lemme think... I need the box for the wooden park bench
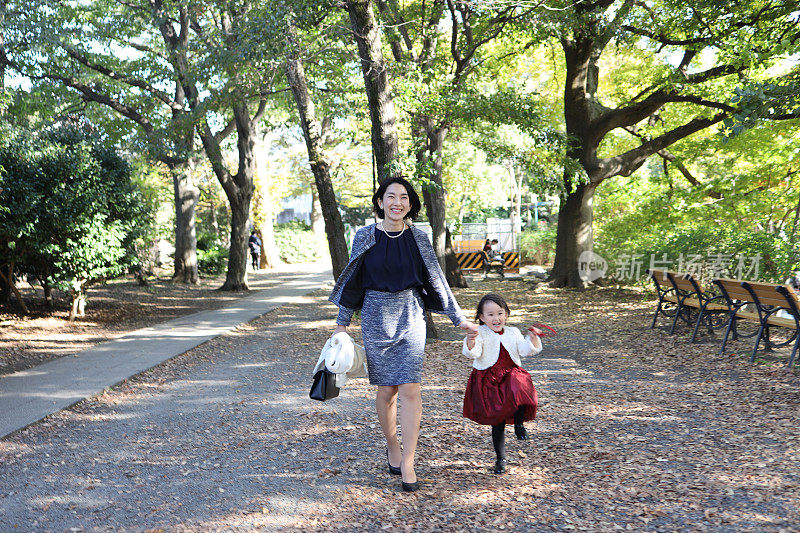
[647,269,729,341]
[713,279,800,368]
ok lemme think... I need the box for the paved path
[0,264,333,438]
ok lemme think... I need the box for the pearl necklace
[379,221,406,238]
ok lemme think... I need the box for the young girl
[462,293,543,474]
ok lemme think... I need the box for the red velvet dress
[463,337,538,425]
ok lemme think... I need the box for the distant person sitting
[248,230,262,270]
[483,239,492,252]
[489,239,501,259]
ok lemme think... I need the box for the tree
[285,15,349,279]
[0,120,152,319]
[345,0,402,184]
[370,0,538,286]
[6,0,288,290]
[3,0,204,283]
[524,0,800,287]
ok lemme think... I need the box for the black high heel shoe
[493,458,507,474]
[401,480,421,492]
[387,450,401,476]
[514,424,528,441]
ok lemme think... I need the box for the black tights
[491,407,526,460]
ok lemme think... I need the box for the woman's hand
[333,325,348,335]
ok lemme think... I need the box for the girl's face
[479,300,507,333]
[378,183,411,224]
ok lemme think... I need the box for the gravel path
[1,280,798,532]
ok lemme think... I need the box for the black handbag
[309,368,340,401]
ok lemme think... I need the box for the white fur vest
[462,325,542,370]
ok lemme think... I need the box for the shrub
[197,245,228,275]
[274,221,321,263]
[595,224,799,284]
[519,226,557,265]
[0,120,153,317]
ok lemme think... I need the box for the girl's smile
[479,300,507,333]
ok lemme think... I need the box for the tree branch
[595,112,726,182]
[36,73,154,134]
[64,47,181,111]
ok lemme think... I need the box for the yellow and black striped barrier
[456,251,519,272]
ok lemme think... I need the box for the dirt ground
[0,269,284,376]
[1,273,798,531]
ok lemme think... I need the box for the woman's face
[378,183,411,224]
[479,300,507,333]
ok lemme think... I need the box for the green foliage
[0,120,152,289]
[596,224,799,284]
[274,222,321,263]
[519,226,557,265]
[197,246,229,276]
[196,231,228,275]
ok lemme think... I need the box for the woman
[329,177,477,492]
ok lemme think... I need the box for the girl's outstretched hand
[458,320,479,335]
[528,323,557,338]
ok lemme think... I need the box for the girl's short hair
[475,293,511,324]
[372,176,422,221]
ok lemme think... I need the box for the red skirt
[463,343,537,425]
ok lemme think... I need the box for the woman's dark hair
[372,176,422,221]
[475,293,511,324]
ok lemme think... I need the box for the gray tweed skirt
[361,288,427,386]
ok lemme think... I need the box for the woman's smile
[379,183,411,228]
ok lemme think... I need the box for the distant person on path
[462,293,543,474]
[329,176,478,492]
[248,230,261,271]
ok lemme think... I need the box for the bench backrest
[714,278,755,303]
[742,281,799,308]
[668,272,701,294]
[647,269,677,282]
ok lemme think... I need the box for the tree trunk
[345,0,400,183]
[0,264,9,306]
[418,121,467,287]
[549,181,597,288]
[222,189,251,290]
[445,228,468,288]
[0,261,27,313]
[171,167,199,284]
[0,0,6,94]
[285,47,349,279]
[310,184,327,257]
[43,279,53,308]
[260,209,279,269]
[68,279,86,321]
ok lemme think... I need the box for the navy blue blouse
[361,226,426,292]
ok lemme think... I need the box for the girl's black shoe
[387,450,401,476]
[493,458,507,474]
[401,480,421,492]
[514,424,528,440]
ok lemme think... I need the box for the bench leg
[690,305,706,343]
[750,323,766,363]
[718,315,735,357]
[787,335,799,369]
[669,303,683,334]
[650,302,662,329]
